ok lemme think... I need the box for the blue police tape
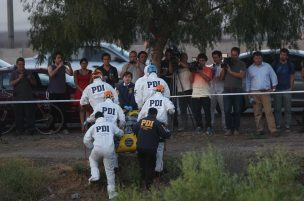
[0,90,303,104]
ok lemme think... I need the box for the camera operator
[160,49,174,86]
[120,51,144,82]
[175,53,193,131]
[191,53,214,135]
[219,47,246,136]
[210,50,226,131]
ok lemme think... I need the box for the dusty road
[1,115,303,161]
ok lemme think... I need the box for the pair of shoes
[233,130,240,135]
[205,127,214,136]
[108,191,118,200]
[255,130,264,135]
[62,129,69,135]
[177,126,185,132]
[195,127,203,133]
[285,126,291,133]
[270,131,280,137]
[224,130,233,136]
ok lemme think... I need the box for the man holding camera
[120,51,144,82]
[220,47,246,136]
[191,53,214,135]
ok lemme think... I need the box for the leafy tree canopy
[22,0,304,65]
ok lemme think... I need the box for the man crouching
[83,111,123,200]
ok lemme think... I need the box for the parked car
[0,66,79,125]
[0,59,12,68]
[24,42,130,76]
[239,49,304,111]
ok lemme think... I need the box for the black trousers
[191,97,211,128]
[178,90,193,122]
[137,148,157,189]
[49,93,68,129]
[14,103,35,133]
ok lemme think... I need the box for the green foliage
[236,147,303,201]
[163,148,237,201]
[226,0,304,50]
[117,146,304,201]
[22,0,304,63]
[72,162,88,175]
[0,159,49,201]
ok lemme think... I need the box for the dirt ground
[0,114,303,201]
[1,114,303,160]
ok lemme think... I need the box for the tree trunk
[151,37,168,73]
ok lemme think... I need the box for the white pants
[155,142,165,172]
[210,94,226,130]
[89,147,116,196]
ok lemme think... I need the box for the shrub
[0,159,49,201]
[117,146,304,201]
[163,147,238,201]
[236,147,304,201]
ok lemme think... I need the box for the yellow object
[127,110,139,116]
[116,133,137,153]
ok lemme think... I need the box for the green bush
[163,147,238,201]
[0,159,49,201]
[236,147,303,201]
[117,146,304,201]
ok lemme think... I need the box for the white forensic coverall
[134,65,149,108]
[83,117,123,199]
[80,78,118,110]
[137,91,175,172]
[86,98,125,169]
[86,98,126,127]
[135,72,170,109]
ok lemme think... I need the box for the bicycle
[0,89,64,135]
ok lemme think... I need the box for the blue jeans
[273,92,292,128]
[223,88,243,131]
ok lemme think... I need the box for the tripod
[170,68,195,131]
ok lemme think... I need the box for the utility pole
[7,0,14,48]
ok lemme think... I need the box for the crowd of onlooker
[7,47,304,200]
[8,47,304,136]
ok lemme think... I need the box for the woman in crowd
[74,58,92,132]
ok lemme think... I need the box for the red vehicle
[0,66,80,135]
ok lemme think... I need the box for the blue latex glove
[124,106,133,111]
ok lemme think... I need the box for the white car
[0,59,12,68]
[24,42,129,76]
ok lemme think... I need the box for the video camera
[221,57,232,68]
[189,61,201,72]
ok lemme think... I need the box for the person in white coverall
[80,69,118,110]
[83,111,123,200]
[85,90,125,171]
[86,90,125,127]
[135,64,170,109]
[134,65,149,108]
[137,84,175,176]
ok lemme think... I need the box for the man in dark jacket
[133,107,171,190]
[10,57,37,135]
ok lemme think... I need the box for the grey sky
[0,0,31,32]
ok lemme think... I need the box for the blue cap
[147,64,157,74]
